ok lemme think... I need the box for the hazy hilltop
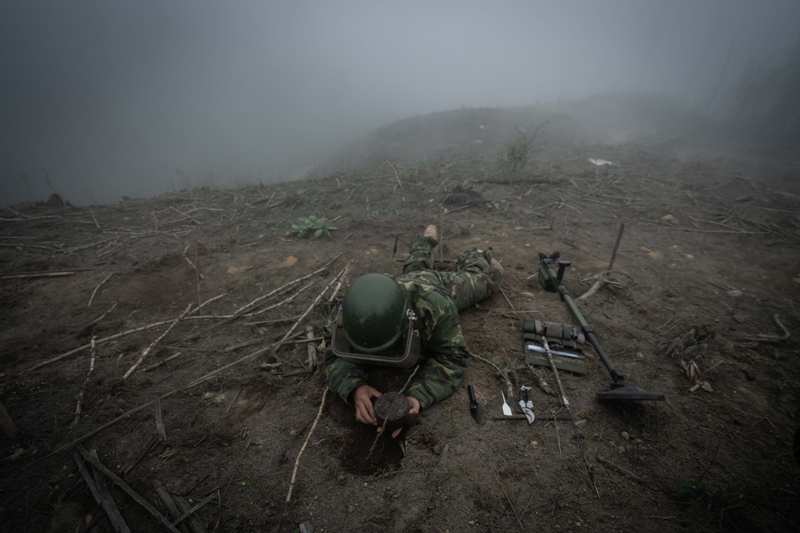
[323,94,798,181]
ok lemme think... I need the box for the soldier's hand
[382,396,421,439]
[353,385,381,425]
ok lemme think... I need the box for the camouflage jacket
[325,241,501,410]
[323,269,469,410]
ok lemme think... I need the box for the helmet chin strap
[331,307,421,368]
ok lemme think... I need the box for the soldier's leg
[403,236,438,274]
[441,247,503,312]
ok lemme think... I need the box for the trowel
[467,385,482,423]
[500,391,513,416]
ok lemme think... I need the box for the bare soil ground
[1,142,800,533]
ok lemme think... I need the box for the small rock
[661,214,674,222]
[337,475,345,482]
[48,474,61,485]
[617,446,626,453]
[469,521,475,526]
[734,314,747,324]
[348,506,355,513]
[433,444,442,455]
[621,431,630,441]
[635,439,643,445]
[574,419,586,426]
[727,289,743,297]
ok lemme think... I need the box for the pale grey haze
[1,1,798,205]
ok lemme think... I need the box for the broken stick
[79,446,181,533]
[123,303,193,379]
[74,451,131,533]
[286,388,328,503]
[88,273,114,307]
[71,336,97,428]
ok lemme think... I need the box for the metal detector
[538,251,665,401]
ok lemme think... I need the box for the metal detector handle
[539,256,626,386]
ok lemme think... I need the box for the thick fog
[1,0,798,206]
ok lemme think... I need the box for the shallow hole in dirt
[327,427,404,476]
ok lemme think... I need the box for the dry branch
[88,273,114,307]
[74,451,131,533]
[79,446,181,533]
[144,352,183,372]
[70,336,97,428]
[526,363,555,396]
[20,293,226,375]
[273,262,351,354]
[286,388,328,503]
[470,351,514,400]
[738,314,791,343]
[123,303,193,379]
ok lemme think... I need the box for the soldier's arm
[405,303,468,409]
[323,308,370,405]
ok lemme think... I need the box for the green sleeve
[405,299,468,409]
[323,306,368,405]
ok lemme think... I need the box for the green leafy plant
[291,215,337,239]
[380,501,391,518]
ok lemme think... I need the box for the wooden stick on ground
[86,272,114,307]
[469,351,514,401]
[607,222,625,272]
[739,314,791,343]
[526,363,555,396]
[286,388,328,503]
[273,262,351,354]
[154,480,189,533]
[144,352,183,372]
[79,446,182,533]
[123,303,193,379]
[70,336,97,428]
[20,293,226,375]
[73,451,131,533]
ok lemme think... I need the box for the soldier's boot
[491,258,504,274]
[478,248,504,274]
[424,225,438,240]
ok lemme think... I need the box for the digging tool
[525,342,584,359]
[500,392,513,416]
[518,386,535,423]
[468,385,482,423]
[538,251,665,402]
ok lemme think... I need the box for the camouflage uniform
[324,236,502,409]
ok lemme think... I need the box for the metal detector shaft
[539,253,623,384]
[538,252,665,401]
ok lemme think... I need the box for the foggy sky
[2,0,798,206]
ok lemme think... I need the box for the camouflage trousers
[402,236,501,311]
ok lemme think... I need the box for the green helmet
[342,273,410,354]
